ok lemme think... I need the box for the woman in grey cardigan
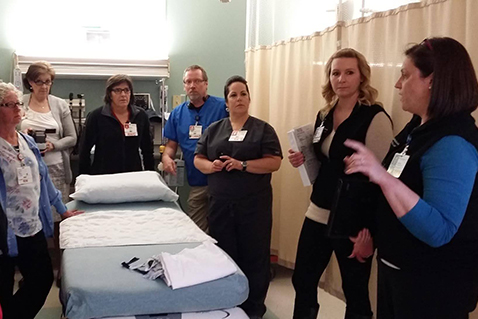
[20,61,77,220]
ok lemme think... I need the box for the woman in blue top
[344,37,478,319]
[0,83,81,319]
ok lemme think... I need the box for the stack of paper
[288,123,320,186]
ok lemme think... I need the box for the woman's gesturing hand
[288,149,305,168]
[343,139,389,185]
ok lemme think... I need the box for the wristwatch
[241,161,248,172]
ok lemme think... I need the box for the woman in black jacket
[79,74,154,175]
[288,48,393,319]
[344,37,478,319]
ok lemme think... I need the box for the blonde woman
[288,48,393,319]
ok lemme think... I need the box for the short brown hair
[321,48,379,118]
[23,61,56,92]
[104,74,134,106]
[183,65,208,82]
[405,37,478,119]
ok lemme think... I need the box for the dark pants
[0,230,54,319]
[292,217,373,319]
[378,259,478,319]
[209,191,272,318]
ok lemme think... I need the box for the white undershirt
[21,109,62,165]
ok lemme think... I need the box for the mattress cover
[60,208,214,249]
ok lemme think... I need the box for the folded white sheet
[60,208,215,249]
[160,241,238,290]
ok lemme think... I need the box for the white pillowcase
[70,171,179,204]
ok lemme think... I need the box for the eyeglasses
[0,102,24,109]
[183,79,206,86]
[34,80,53,86]
[111,88,131,94]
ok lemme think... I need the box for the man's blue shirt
[163,96,228,186]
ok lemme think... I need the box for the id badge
[313,125,324,143]
[124,123,138,137]
[387,153,410,178]
[229,130,248,142]
[17,166,33,185]
[189,125,202,139]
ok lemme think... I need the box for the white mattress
[60,208,215,249]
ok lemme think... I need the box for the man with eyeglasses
[162,65,228,233]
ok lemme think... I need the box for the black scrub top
[195,116,282,200]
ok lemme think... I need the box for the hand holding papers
[288,124,320,186]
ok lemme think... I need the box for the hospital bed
[60,200,249,319]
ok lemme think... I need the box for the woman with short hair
[0,82,81,319]
[344,37,478,318]
[79,74,154,175]
[21,61,77,218]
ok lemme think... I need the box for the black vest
[378,113,478,270]
[310,103,388,209]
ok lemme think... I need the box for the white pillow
[70,171,179,204]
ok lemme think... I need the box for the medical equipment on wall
[133,93,151,111]
[156,79,185,188]
[66,93,86,155]
[12,54,23,91]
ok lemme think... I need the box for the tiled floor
[34,266,346,319]
[264,266,345,319]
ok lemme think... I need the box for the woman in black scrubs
[194,75,282,319]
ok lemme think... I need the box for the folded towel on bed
[160,241,237,290]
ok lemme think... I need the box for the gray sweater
[22,94,77,184]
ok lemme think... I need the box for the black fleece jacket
[79,104,154,175]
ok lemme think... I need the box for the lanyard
[401,135,412,155]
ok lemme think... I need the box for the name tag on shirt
[229,130,247,142]
[313,126,324,143]
[17,166,33,185]
[387,153,410,178]
[189,125,202,139]
[124,123,138,137]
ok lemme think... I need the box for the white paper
[288,123,320,187]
